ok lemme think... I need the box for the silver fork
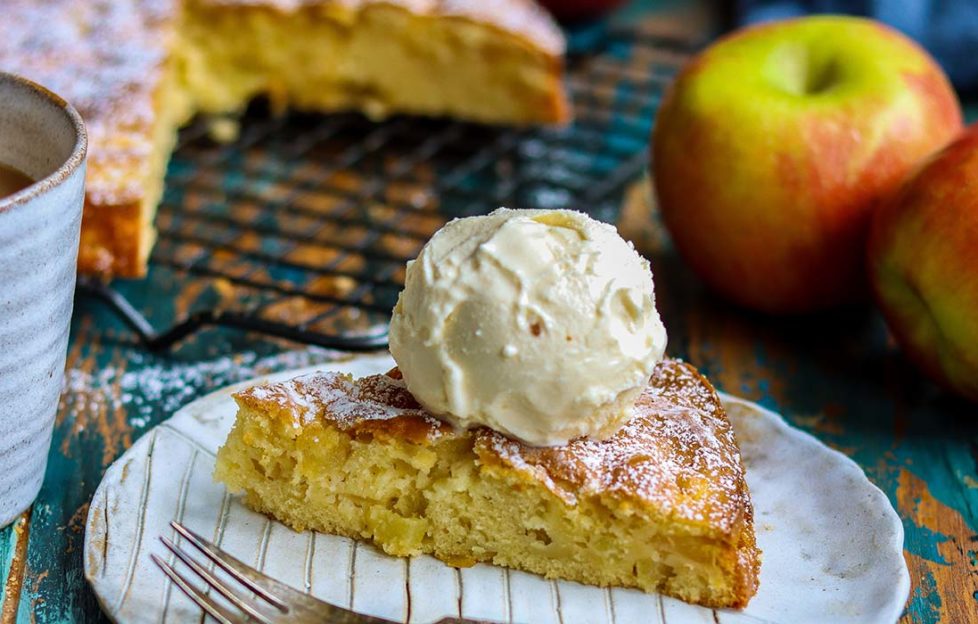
[152,521,486,624]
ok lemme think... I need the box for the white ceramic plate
[84,354,909,624]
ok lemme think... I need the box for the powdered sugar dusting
[1,0,181,205]
[232,358,751,534]
[239,370,450,436]
[62,347,342,430]
[477,360,750,533]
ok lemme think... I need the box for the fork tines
[153,521,400,624]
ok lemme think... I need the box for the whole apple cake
[0,0,569,277]
[214,359,761,609]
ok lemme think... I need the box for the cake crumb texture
[216,359,760,608]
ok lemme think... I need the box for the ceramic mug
[0,73,87,528]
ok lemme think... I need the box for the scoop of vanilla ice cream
[388,208,668,446]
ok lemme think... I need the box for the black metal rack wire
[78,21,701,351]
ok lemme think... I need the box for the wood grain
[0,511,29,624]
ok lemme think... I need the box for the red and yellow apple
[653,16,962,313]
[868,125,978,401]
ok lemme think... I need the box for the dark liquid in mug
[0,162,34,198]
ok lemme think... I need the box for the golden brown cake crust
[78,198,145,276]
[1,0,186,276]
[231,358,761,608]
[479,362,753,533]
[1,0,179,209]
[235,359,756,539]
[235,366,455,444]
[1,0,567,277]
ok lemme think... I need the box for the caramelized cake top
[1,0,182,208]
[238,367,455,444]
[235,359,753,537]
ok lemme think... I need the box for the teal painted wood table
[2,4,978,624]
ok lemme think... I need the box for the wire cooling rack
[78,18,701,351]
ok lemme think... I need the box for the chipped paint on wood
[0,510,31,624]
[898,469,978,624]
[4,297,349,623]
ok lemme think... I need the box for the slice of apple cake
[214,359,760,608]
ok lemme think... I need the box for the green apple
[869,124,978,401]
[653,16,962,313]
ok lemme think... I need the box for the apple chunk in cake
[214,359,760,608]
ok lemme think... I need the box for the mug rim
[0,71,88,214]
